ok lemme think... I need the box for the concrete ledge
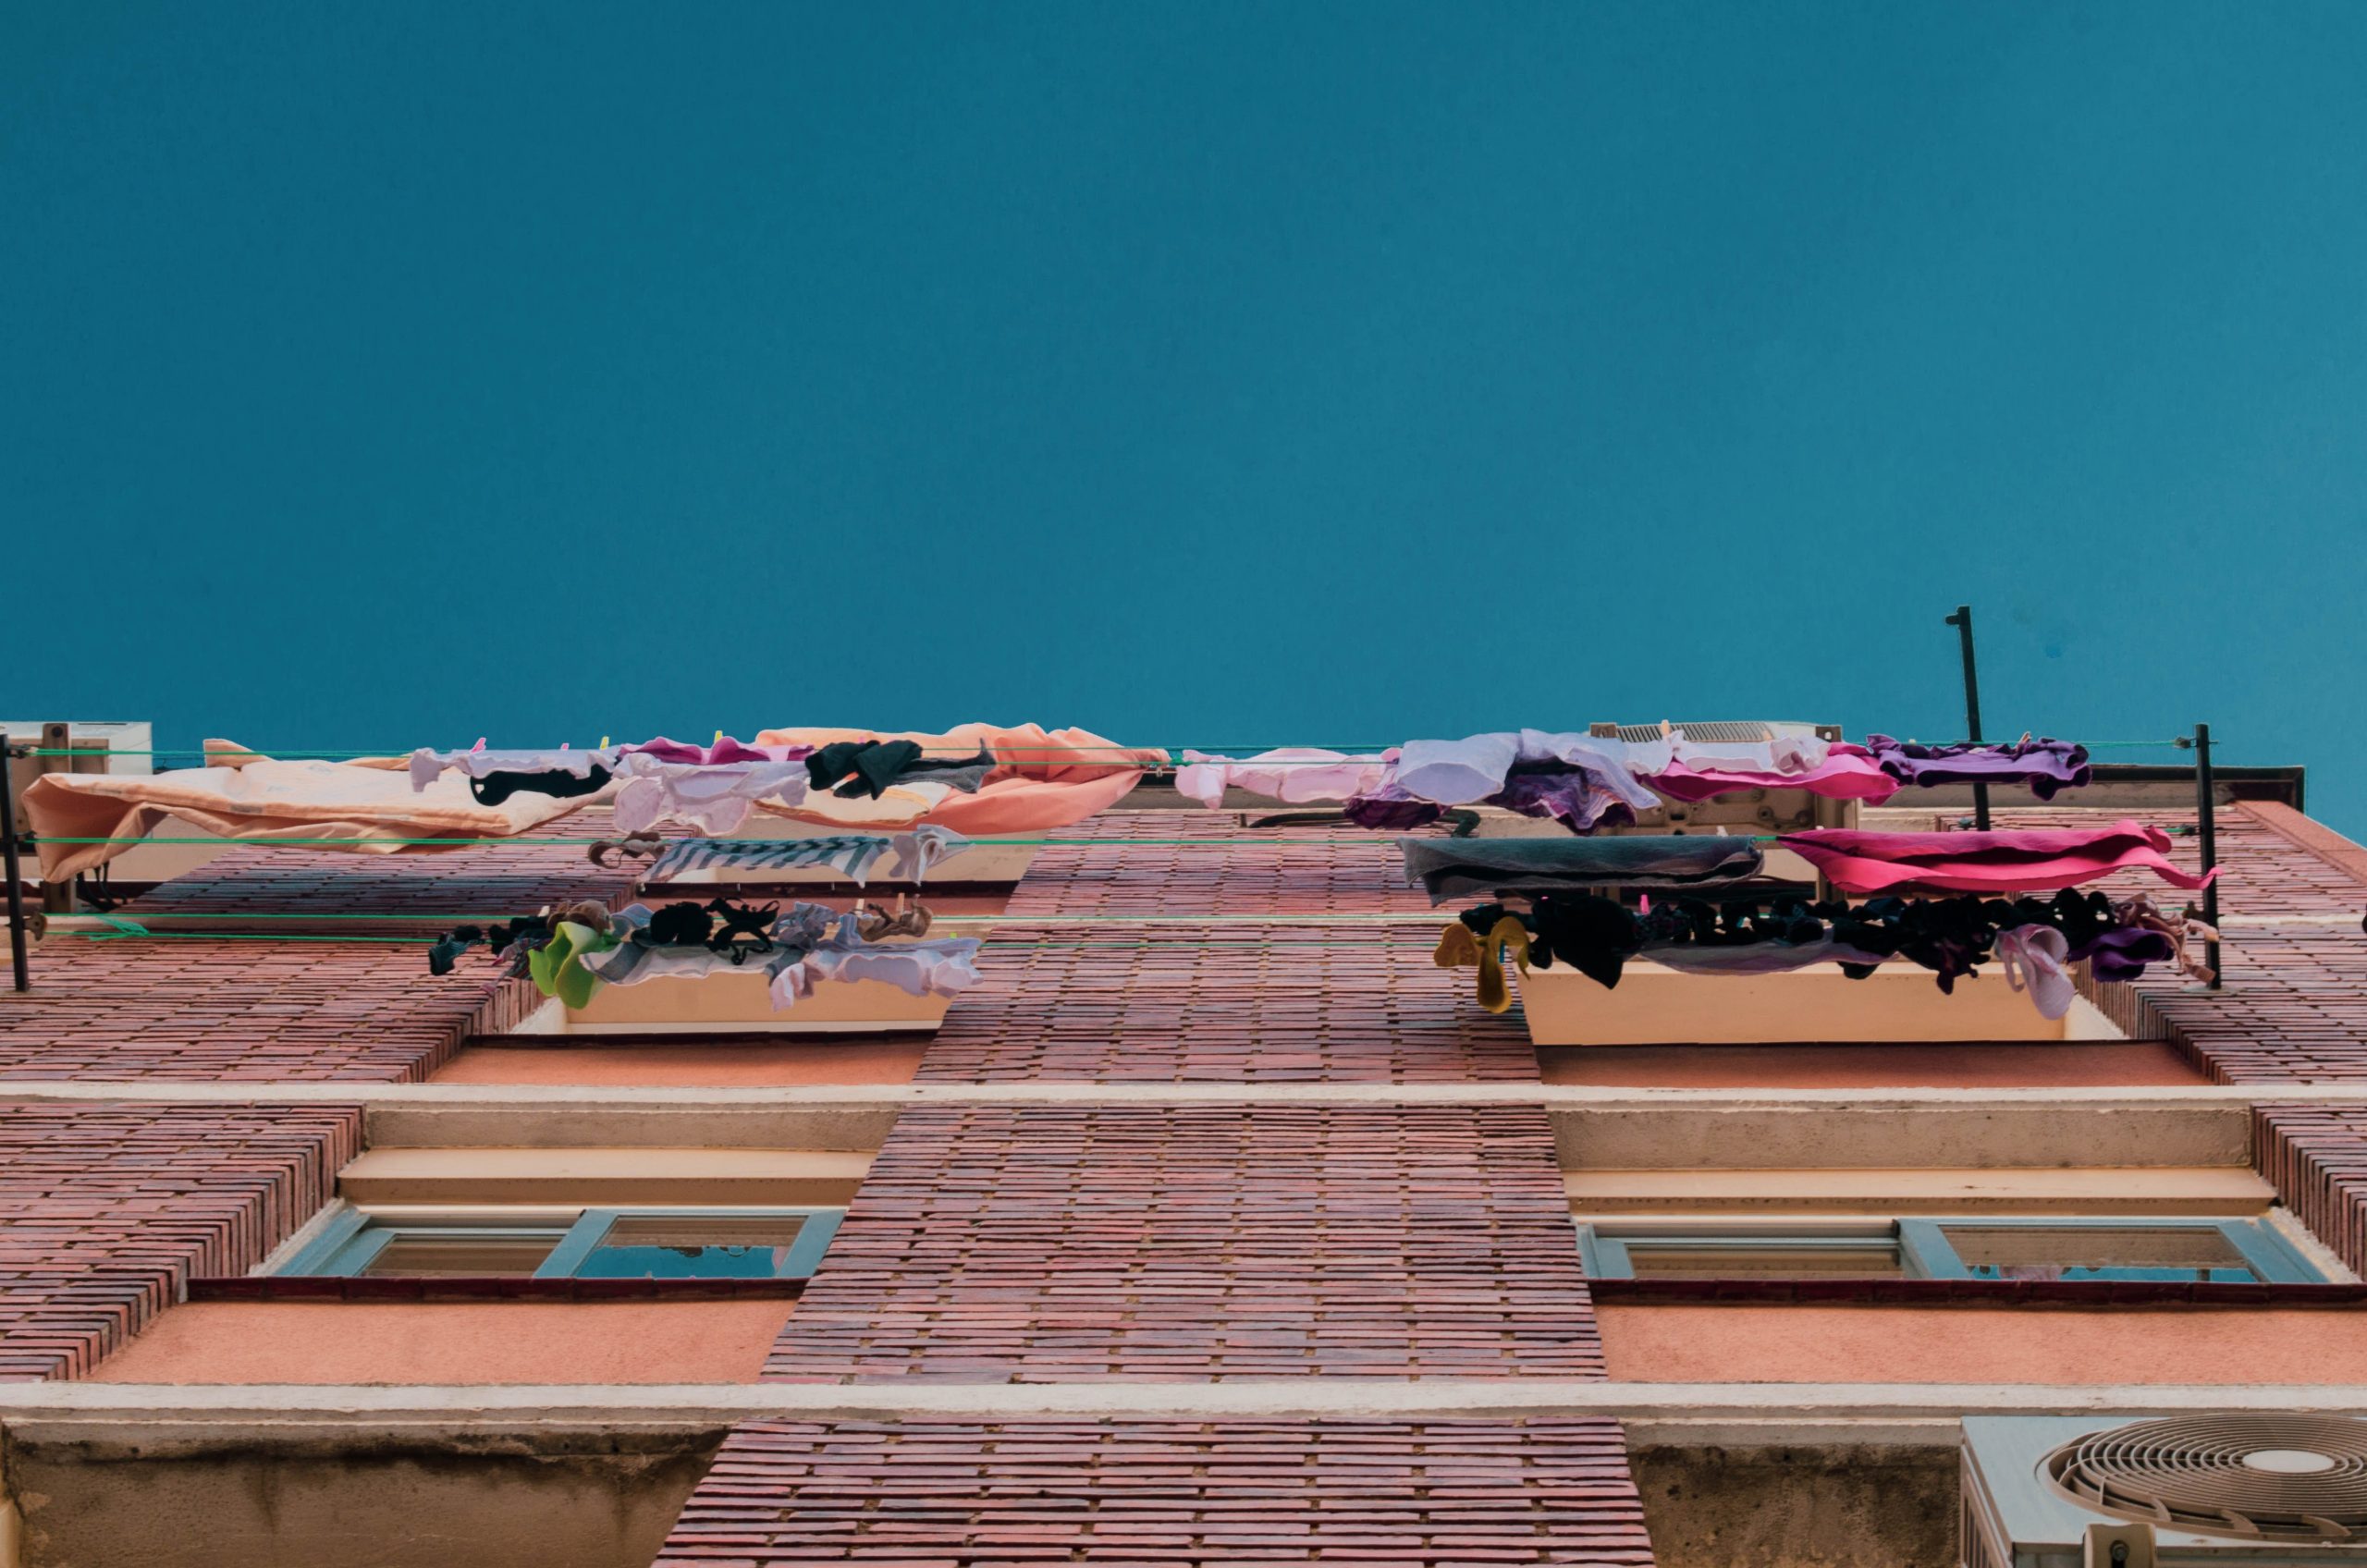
[10,1378,2367,1446]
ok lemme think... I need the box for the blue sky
[6,4,2365,827]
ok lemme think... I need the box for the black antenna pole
[1944,605,1990,830]
[2194,722,2221,989]
[1,734,29,991]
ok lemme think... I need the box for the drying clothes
[1861,734,2092,800]
[581,901,981,1012]
[1637,937,1899,976]
[807,740,926,799]
[1361,731,1664,832]
[647,835,895,885]
[1173,749,1399,810]
[624,737,807,767]
[2068,924,2180,984]
[898,747,995,793]
[640,827,973,885]
[609,752,811,836]
[21,742,595,881]
[426,925,484,976]
[1776,820,2215,896]
[1996,925,2078,1020]
[2108,894,2219,985]
[855,901,934,940]
[800,924,983,1005]
[1523,894,1647,989]
[1402,836,1766,905]
[1432,917,1533,1014]
[469,765,613,805]
[527,918,620,1010]
[754,723,1167,835]
[408,746,623,792]
[1645,741,1901,805]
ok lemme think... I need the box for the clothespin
[714,729,724,746]
[599,736,610,749]
[471,738,486,753]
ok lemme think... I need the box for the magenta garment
[1777,819,2218,895]
[1645,743,1901,805]
[626,736,811,766]
[1861,734,2091,799]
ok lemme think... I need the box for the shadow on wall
[9,1432,729,1568]
[1630,1443,1959,1568]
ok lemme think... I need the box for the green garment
[528,919,619,1010]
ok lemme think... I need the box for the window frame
[1895,1216,2318,1284]
[1576,1215,2324,1284]
[277,1205,843,1280]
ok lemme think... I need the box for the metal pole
[1,734,28,991]
[2194,722,2221,988]
[1944,605,1990,830]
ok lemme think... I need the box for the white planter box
[1515,962,2124,1046]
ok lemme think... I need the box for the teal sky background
[6,4,2365,827]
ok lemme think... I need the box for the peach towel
[751,723,1165,835]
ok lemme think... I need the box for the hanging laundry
[1776,820,2214,896]
[855,899,934,939]
[1173,749,1399,810]
[525,904,620,1010]
[754,723,1166,835]
[641,827,972,886]
[1443,887,2194,1006]
[1860,734,2092,799]
[806,740,926,798]
[1348,731,1665,833]
[624,736,808,768]
[23,743,596,881]
[580,901,982,1012]
[1401,836,1766,904]
[1643,739,1901,805]
[2105,894,2219,985]
[609,752,812,836]
[1433,916,1533,1013]
[1995,925,2078,1020]
[469,766,613,804]
[409,748,624,800]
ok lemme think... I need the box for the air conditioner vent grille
[2045,1415,2367,1542]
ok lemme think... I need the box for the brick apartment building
[5,730,2367,1566]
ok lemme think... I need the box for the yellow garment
[1433,916,1531,1013]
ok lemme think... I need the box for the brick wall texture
[656,1418,1656,1565]
[0,1100,362,1378]
[765,1103,1604,1381]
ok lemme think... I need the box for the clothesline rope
[18,738,2212,758]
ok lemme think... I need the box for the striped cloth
[645,826,971,886]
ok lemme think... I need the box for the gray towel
[1400,836,1765,904]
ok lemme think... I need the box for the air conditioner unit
[1963,1415,2367,1567]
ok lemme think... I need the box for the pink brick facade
[765,1103,1603,1381]
[657,1418,1656,1565]
[0,1101,362,1378]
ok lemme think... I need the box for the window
[279,1207,842,1280]
[1576,1216,2321,1283]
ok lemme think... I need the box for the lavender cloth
[1862,734,2092,800]
[2069,925,2177,983]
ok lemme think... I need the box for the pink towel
[1777,819,2218,895]
[1646,743,1901,804]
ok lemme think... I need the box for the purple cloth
[2069,925,2177,983]
[1490,766,1642,832]
[626,736,809,766]
[1862,734,2092,800]
[1342,785,1443,831]
[1344,765,1641,833]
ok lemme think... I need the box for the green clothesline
[17,737,2213,757]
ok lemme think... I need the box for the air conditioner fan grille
[2045,1415,2367,1542]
